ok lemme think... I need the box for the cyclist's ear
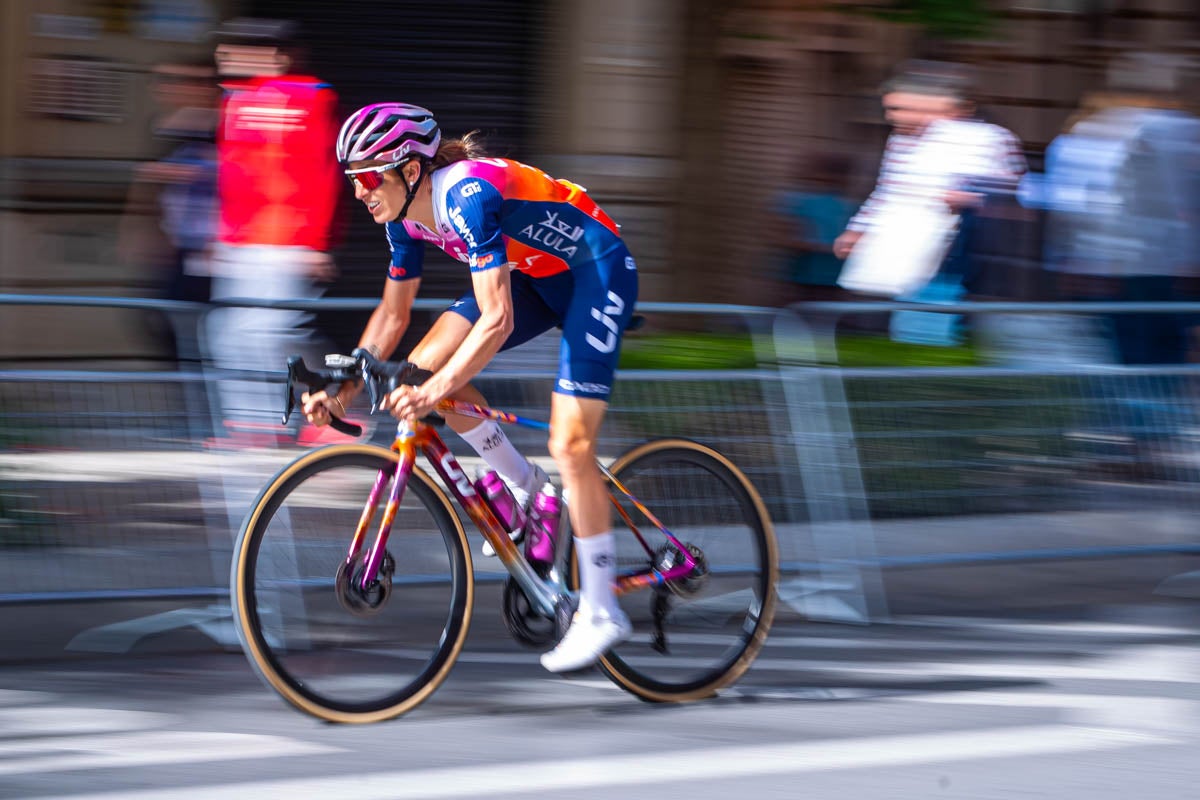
[401,160,421,187]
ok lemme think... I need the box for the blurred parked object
[207,17,342,447]
[772,153,855,304]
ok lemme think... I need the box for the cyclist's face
[347,160,408,224]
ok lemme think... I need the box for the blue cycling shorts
[446,246,639,401]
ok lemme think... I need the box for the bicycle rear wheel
[586,439,778,702]
[231,444,473,723]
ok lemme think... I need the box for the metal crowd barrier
[3,294,1200,638]
[778,301,1200,620]
[0,296,791,620]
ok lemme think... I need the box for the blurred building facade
[4,0,1200,362]
[0,0,228,365]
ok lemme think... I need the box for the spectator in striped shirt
[834,61,1026,304]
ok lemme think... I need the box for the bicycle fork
[346,421,562,618]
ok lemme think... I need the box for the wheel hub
[653,542,709,597]
[334,551,395,616]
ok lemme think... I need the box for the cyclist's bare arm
[382,266,513,420]
[302,276,421,425]
[359,276,421,365]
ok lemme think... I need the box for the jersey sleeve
[444,176,508,272]
[384,221,424,281]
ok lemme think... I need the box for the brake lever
[348,348,435,418]
[357,361,379,414]
[282,356,302,425]
[281,355,363,436]
[349,348,384,414]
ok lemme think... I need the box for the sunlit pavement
[2,592,1198,800]
[5,446,1200,798]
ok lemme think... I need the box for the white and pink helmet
[336,103,441,164]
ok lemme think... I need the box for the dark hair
[881,60,974,103]
[431,130,488,169]
[213,17,299,47]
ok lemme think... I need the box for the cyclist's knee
[548,430,595,473]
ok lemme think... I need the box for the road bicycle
[230,349,778,723]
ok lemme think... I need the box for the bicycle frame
[344,398,698,618]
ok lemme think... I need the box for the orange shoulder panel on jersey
[484,158,622,239]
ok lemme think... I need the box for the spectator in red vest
[207,17,345,447]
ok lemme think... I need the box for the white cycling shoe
[481,463,549,557]
[540,608,632,673]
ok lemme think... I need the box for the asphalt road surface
[2,588,1198,800]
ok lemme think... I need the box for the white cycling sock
[457,419,532,488]
[574,532,620,619]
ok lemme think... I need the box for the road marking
[0,731,339,776]
[361,639,1200,686]
[56,725,1169,800]
[721,632,1193,651]
[907,617,1199,638]
[894,691,1200,734]
[0,689,54,706]
[0,706,170,737]
[605,642,1199,683]
[775,644,1200,683]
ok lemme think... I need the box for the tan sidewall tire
[231,444,474,723]
[596,438,778,702]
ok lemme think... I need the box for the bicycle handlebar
[283,348,434,437]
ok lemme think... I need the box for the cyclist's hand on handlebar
[302,389,343,428]
[378,384,437,422]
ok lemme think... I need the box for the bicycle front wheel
[591,439,778,702]
[231,444,473,723]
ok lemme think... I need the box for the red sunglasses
[345,162,404,192]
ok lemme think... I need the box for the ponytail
[431,130,488,169]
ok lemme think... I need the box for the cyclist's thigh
[554,246,639,401]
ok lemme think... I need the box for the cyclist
[301,103,638,672]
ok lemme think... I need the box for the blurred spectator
[1012,53,1200,470]
[771,154,855,304]
[1023,52,1200,366]
[118,61,218,366]
[833,61,1025,344]
[206,18,343,447]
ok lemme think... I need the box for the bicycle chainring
[501,577,557,649]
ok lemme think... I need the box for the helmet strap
[394,159,430,223]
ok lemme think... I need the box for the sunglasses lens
[348,169,383,191]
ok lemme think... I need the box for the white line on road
[907,617,1199,638]
[893,691,1200,734]
[0,731,339,776]
[53,725,1170,800]
[0,689,54,706]
[0,706,170,737]
[630,642,1200,683]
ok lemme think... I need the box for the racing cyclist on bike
[301,103,638,672]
